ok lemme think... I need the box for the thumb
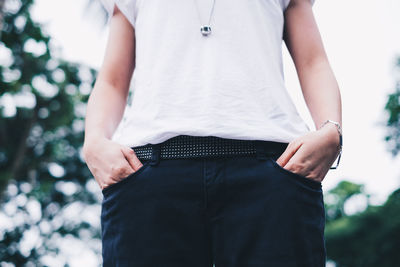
[121,146,143,171]
[276,141,301,167]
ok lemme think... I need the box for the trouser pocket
[267,156,322,191]
[101,160,152,197]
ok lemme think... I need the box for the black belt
[131,135,288,162]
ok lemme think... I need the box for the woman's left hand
[276,123,341,183]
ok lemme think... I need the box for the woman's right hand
[82,137,144,191]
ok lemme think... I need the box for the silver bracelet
[318,119,343,169]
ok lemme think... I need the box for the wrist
[317,119,343,169]
[319,122,341,147]
[83,134,109,151]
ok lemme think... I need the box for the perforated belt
[131,135,288,161]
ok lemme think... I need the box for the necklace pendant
[200,25,212,36]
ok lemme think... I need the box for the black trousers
[100,137,326,266]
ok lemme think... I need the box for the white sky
[31,0,400,206]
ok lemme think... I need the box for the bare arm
[283,0,342,132]
[276,0,343,181]
[84,4,135,143]
[82,5,143,190]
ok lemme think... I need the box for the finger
[276,141,302,167]
[108,159,136,183]
[282,144,314,178]
[121,146,143,171]
[115,162,136,181]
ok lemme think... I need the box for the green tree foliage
[325,187,400,266]
[0,0,102,265]
[384,60,400,157]
[324,58,400,266]
[324,181,367,223]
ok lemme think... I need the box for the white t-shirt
[98,0,315,148]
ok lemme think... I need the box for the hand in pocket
[83,137,144,190]
[276,125,341,183]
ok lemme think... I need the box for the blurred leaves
[324,180,367,222]
[384,77,400,157]
[325,187,400,266]
[324,57,400,266]
[0,0,101,265]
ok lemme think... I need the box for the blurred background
[1,0,400,266]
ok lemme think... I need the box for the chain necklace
[193,0,216,37]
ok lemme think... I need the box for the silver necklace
[193,0,216,37]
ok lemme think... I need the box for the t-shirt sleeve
[98,0,137,28]
[283,0,316,10]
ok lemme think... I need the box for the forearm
[283,0,342,132]
[297,58,342,131]
[84,79,128,144]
